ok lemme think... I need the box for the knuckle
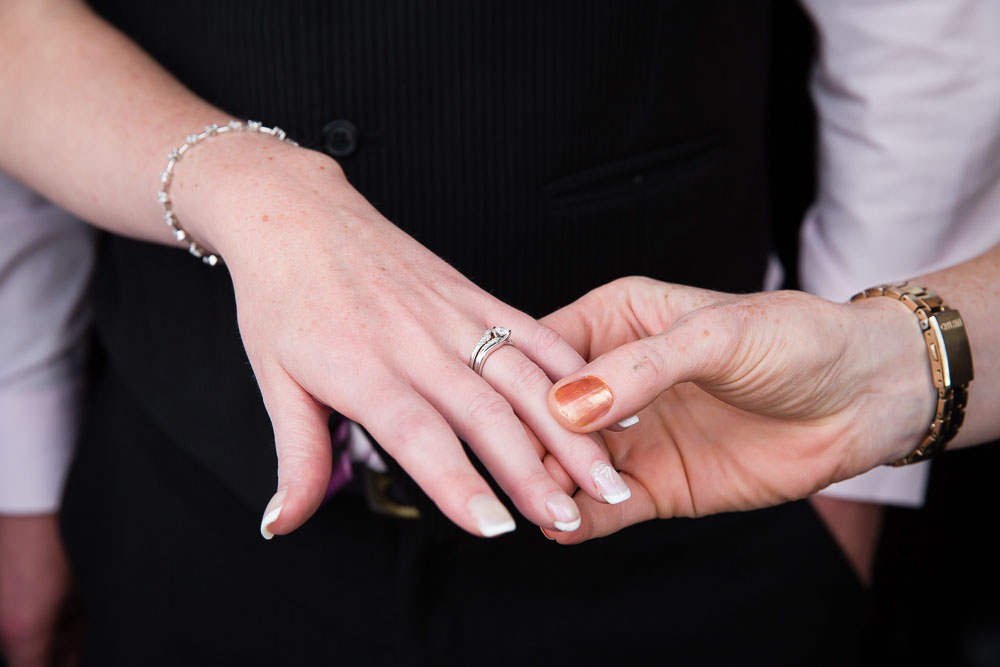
[465,391,515,430]
[276,450,332,491]
[608,275,640,292]
[513,468,558,499]
[277,446,319,469]
[504,356,549,397]
[428,469,477,501]
[608,276,632,289]
[531,324,563,354]
[388,407,442,449]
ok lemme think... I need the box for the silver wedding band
[470,326,513,375]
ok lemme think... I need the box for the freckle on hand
[262,215,269,222]
[703,330,710,337]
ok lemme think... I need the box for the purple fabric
[323,416,353,501]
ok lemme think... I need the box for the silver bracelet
[157,120,298,266]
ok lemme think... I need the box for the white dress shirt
[800,0,1000,505]
[3,1,1000,511]
[0,172,95,514]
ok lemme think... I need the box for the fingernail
[468,494,516,537]
[553,376,613,428]
[591,462,631,504]
[545,493,581,532]
[260,487,288,540]
[617,414,640,428]
[608,414,640,432]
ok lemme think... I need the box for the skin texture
[541,246,1000,543]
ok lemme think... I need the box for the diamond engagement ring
[470,327,514,375]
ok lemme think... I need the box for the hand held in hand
[159,123,629,540]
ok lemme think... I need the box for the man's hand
[0,515,74,667]
[538,277,932,543]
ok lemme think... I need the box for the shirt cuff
[817,464,929,508]
[0,384,80,514]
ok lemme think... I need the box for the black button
[323,119,359,158]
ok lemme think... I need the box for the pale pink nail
[545,493,581,532]
[591,462,631,504]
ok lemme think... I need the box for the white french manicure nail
[545,493,582,532]
[468,494,516,537]
[591,462,632,504]
[260,487,288,540]
[617,415,640,429]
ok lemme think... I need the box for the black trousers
[62,360,867,667]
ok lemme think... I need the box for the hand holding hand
[175,137,630,538]
[540,277,935,542]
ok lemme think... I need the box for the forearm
[905,246,1000,450]
[0,0,331,249]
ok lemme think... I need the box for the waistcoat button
[323,119,359,158]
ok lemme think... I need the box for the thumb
[257,366,334,540]
[547,307,737,433]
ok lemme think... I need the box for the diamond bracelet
[157,120,298,266]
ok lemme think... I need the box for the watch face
[931,309,974,387]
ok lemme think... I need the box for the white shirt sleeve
[798,0,1000,506]
[0,172,96,514]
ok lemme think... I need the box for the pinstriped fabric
[86,0,772,514]
[91,0,771,317]
[63,7,873,665]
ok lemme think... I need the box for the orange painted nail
[553,376,613,428]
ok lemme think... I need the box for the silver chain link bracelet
[157,120,298,266]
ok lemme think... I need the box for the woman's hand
[539,276,935,543]
[173,135,630,538]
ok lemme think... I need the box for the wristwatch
[850,282,974,466]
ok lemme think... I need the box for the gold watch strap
[850,282,974,466]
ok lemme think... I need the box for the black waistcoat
[88,0,771,509]
[67,4,871,665]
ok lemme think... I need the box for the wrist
[844,297,937,466]
[167,129,350,261]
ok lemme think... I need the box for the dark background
[3,2,998,666]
